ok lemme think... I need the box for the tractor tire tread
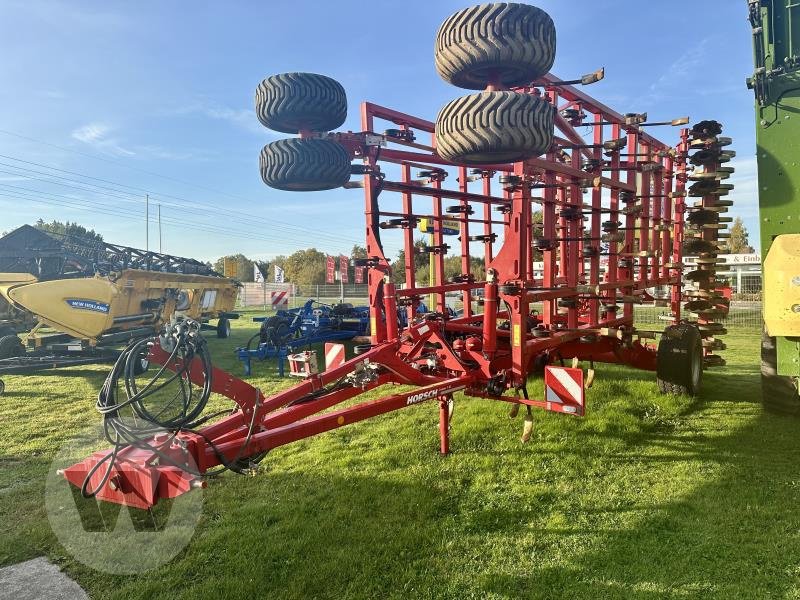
[435,91,554,165]
[656,323,702,396]
[260,138,351,191]
[217,317,231,339]
[435,3,556,89]
[255,72,346,134]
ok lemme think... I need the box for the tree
[351,245,367,259]
[213,253,256,281]
[283,248,327,286]
[531,209,544,260]
[723,217,755,254]
[35,219,103,244]
[391,238,429,284]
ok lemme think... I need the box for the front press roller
[260,138,351,191]
[656,324,703,396]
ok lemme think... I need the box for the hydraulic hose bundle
[82,319,261,499]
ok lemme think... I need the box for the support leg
[439,397,450,455]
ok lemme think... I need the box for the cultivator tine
[585,368,595,390]
[521,406,534,444]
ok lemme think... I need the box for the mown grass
[1,316,798,599]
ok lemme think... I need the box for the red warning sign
[543,366,585,416]
[324,342,346,371]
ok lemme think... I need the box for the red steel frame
[64,76,691,509]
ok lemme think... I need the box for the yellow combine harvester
[0,225,238,394]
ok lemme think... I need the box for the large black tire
[260,138,351,191]
[216,317,231,339]
[435,3,556,90]
[0,334,24,359]
[761,329,800,415]
[435,91,554,165]
[255,72,347,134]
[260,316,291,347]
[656,324,703,395]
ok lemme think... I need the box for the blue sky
[0,0,758,262]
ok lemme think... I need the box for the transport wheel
[0,335,24,359]
[255,72,347,134]
[216,317,231,339]
[260,138,351,191]
[434,3,556,89]
[261,316,291,347]
[656,323,703,396]
[435,91,554,165]
[761,328,800,415]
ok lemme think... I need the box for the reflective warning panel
[324,342,346,371]
[544,366,585,416]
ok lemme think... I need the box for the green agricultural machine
[749,0,800,412]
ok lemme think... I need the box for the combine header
[0,225,238,393]
[62,2,734,509]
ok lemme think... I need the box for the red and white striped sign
[270,290,288,310]
[324,343,346,371]
[543,366,585,416]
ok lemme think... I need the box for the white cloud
[166,100,268,135]
[70,123,198,160]
[638,38,711,107]
[72,123,109,144]
[136,145,197,161]
[71,122,135,156]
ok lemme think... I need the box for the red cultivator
[63,2,734,509]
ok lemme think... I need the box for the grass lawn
[1,317,799,599]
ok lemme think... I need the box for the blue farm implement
[236,299,370,375]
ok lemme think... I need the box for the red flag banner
[354,266,364,284]
[339,255,349,284]
[326,255,336,284]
